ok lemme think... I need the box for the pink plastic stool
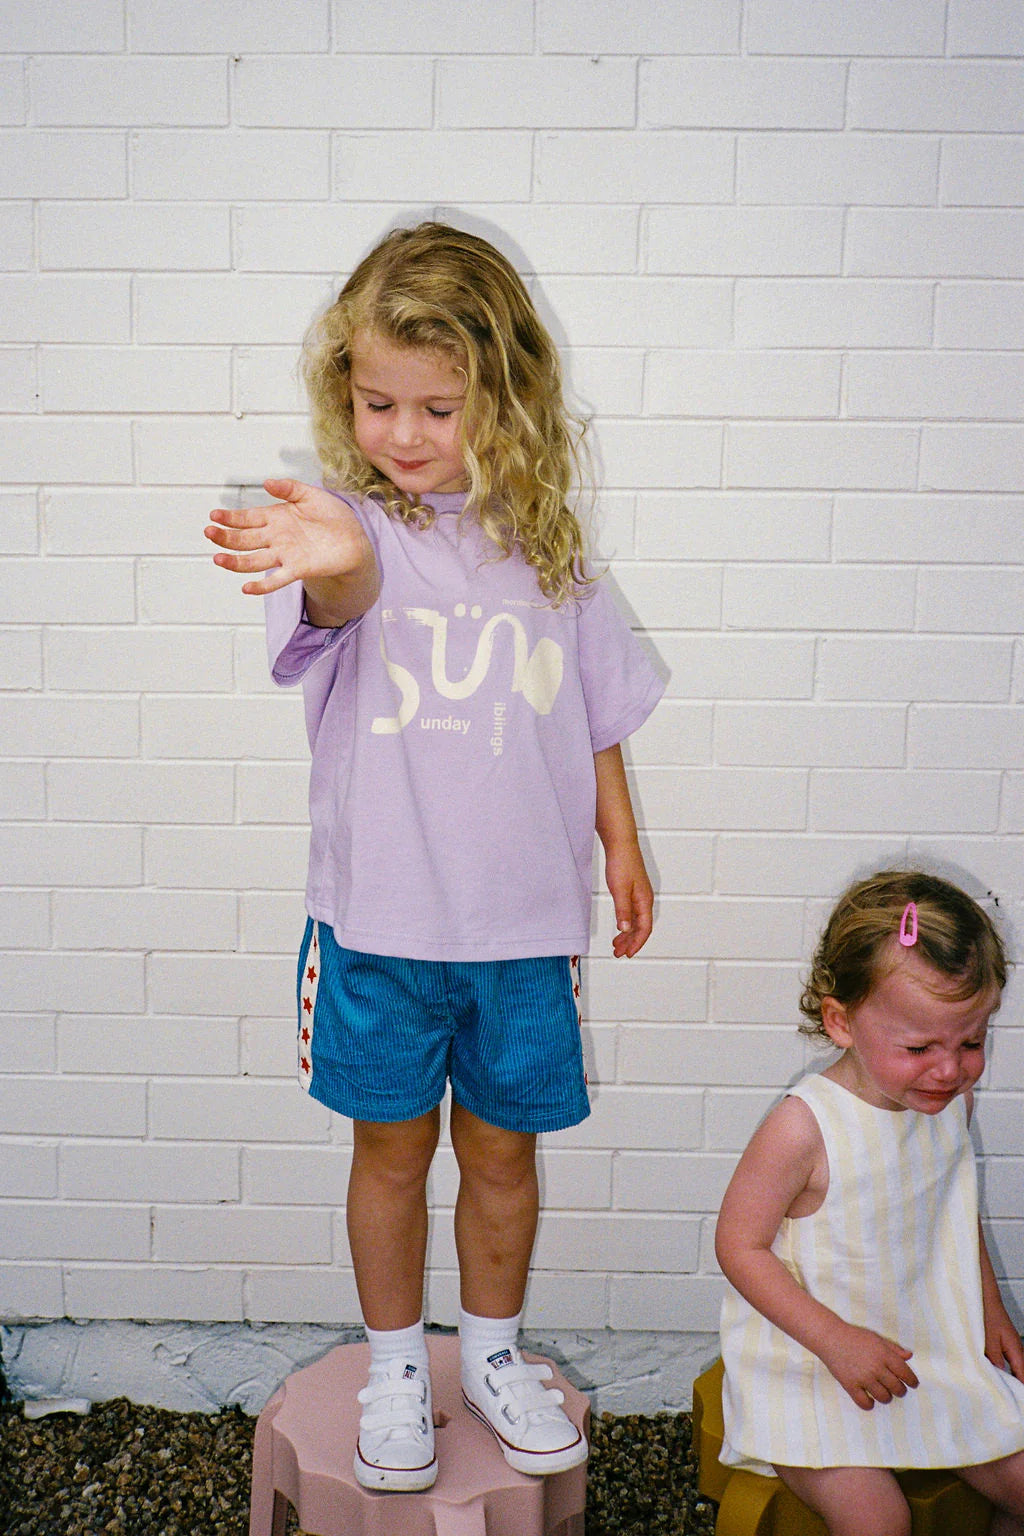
[249,1334,589,1536]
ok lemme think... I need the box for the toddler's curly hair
[799,869,1006,1042]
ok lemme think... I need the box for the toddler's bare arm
[717,1095,919,1412]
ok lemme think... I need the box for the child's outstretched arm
[716,1096,920,1412]
[594,742,653,958]
[205,477,380,626]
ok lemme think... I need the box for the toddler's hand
[984,1304,1024,1383]
[821,1322,918,1412]
[205,478,373,597]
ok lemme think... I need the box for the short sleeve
[265,583,351,687]
[576,579,665,752]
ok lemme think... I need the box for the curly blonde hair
[799,869,1007,1043]
[302,222,593,607]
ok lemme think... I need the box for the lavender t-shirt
[266,491,663,962]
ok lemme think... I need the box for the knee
[961,1452,1024,1521]
[774,1467,910,1536]
[451,1114,536,1194]
[353,1116,438,1192]
[461,1148,537,1198]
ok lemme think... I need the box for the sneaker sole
[462,1392,589,1477]
[353,1449,439,1492]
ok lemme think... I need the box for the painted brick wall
[2,0,1023,1346]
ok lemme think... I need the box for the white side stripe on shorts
[298,921,320,1092]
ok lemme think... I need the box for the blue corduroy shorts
[296,919,590,1134]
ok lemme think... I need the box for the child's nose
[931,1052,959,1083]
[391,410,423,446]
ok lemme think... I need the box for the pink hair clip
[898,901,918,947]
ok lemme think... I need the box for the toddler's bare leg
[346,1109,440,1330]
[774,1464,911,1536]
[450,1101,538,1317]
[960,1448,1024,1535]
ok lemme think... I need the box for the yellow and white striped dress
[720,1072,1024,1473]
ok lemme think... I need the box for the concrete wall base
[1,1319,718,1416]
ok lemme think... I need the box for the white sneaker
[354,1358,438,1492]
[462,1345,588,1476]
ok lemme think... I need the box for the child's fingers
[632,887,654,947]
[872,1370,912,1401]
[241,567,290,596]
[263,476,312,506]
[869,1349,918,1404]
[207,505,271,528]
[987,1331,1024,1381]
[611,896,635,955]
[612,899,651,957]
[615,918,650,958]
[1007,1339,1024,1382]
[849,1371,911,1411]
[205,522,270,551]
[885,1343,918,1389]
[612,886,653,957]
[212,548,279,575]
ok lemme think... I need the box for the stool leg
[715,1469,782,1536]
[249,1388,287,1536]
[269,1490,289,1536]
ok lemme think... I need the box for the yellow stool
[692,1358,992,1536]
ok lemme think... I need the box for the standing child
[206,223,663,1491]
[716,870,1024,1536]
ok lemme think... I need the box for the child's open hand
[821,1322,919,1411]
[205,478,374,598]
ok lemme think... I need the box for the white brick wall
[2,0,1022,1386]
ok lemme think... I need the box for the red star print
[302,995,312,1014]
[301,1025,310,1044]
[300,1057,310,1074]
[306,965,317,984]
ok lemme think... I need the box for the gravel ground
[0,1396,719,1536]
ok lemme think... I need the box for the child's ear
[820,996,853,1050]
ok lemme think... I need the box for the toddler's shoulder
[772,1086,821,1132]
[750,1089,826,1167]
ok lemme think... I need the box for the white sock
[459,1306,522,1367]
[365,1319,429,1373]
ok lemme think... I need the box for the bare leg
[346,1109,440,1331]
[774,1464,911,1536]
[450,1101,539,1317]
[960,1448,1024,1536]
